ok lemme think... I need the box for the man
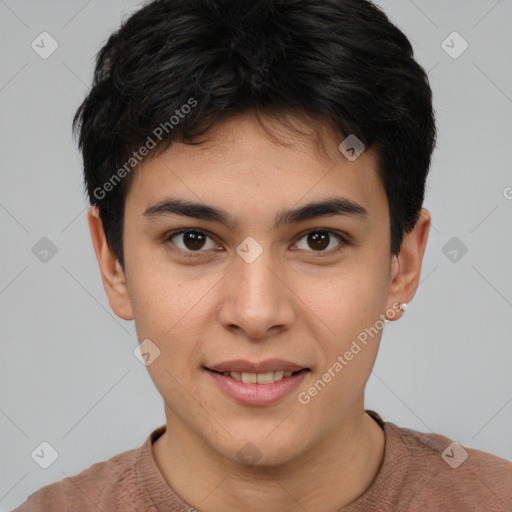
[13,0,511,510]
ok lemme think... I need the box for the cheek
[307,254,389,383]
[127,242,195,333]
[127,262,185,350]
[297,289,386,430]
[127,260,217,374]
[316,262,389,335]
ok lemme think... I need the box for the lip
[206,359,308,373]
[205,368,309,406]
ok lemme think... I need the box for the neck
[152,403,385,512]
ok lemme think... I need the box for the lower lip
[206,369,309,406]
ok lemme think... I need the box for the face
[90,111,429,466]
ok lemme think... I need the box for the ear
[385,208,431,321]
[87,206,134,321]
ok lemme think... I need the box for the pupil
[309,232,329,251]
[184,231,205,250]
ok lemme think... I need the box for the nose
[217,243,296,341]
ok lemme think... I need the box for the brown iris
[182,231,207,251]
[306,231,330,251]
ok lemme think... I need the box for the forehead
[125,112,387,224]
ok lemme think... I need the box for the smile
[215,370,299,384]
[205,366,310,406]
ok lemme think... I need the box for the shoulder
[394,424,512,511]
[11,445,140,512]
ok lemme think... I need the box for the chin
[208,422,314,468]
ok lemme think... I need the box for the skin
[88,111,430,512]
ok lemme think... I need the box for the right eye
[163,229,220,257]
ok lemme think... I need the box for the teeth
[222,370,298,384]
[242,372,257,384]
[257,372,274,384]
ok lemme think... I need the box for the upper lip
[206,359,309,373]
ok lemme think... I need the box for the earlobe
[385,208,431,321]
[87,206,135,321]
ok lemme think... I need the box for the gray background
[1,0,511,509]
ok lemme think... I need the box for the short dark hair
[73,0,436,271]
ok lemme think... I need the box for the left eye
[294,230,346,253]
[164,229,346,255]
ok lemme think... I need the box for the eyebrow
[143,196,369,230]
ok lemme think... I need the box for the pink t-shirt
[11,410,512,511]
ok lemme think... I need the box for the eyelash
[162,228,350,258]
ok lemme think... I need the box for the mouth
[204,360,310,406]
[206,368,307,384]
